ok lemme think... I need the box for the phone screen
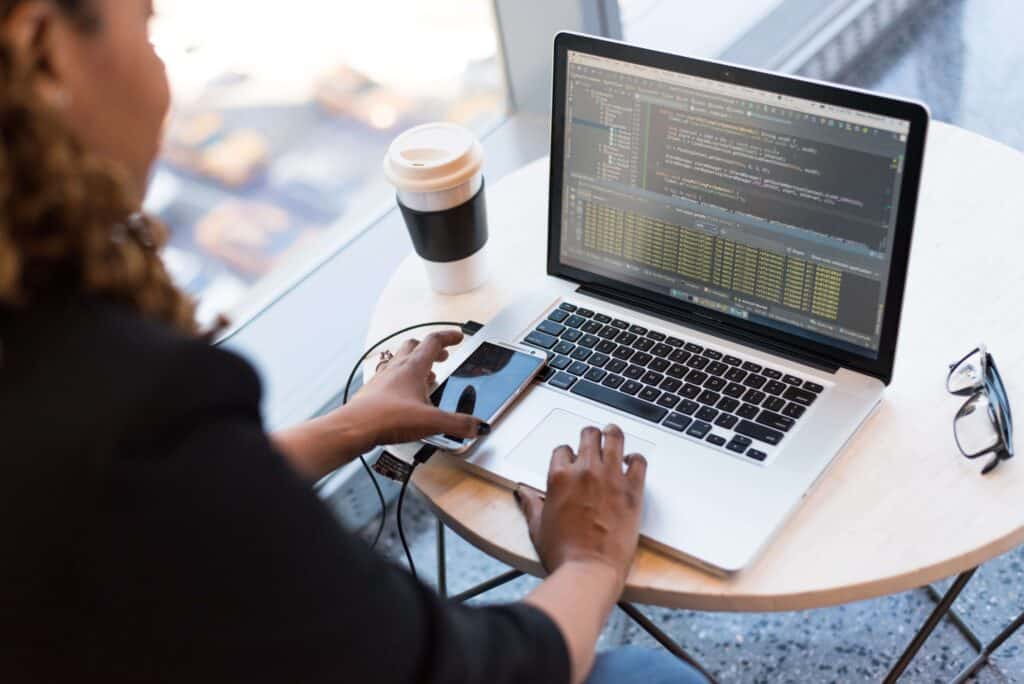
[428,342,545,444]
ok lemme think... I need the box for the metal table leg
[884,567,978,683]
[618,602,718,684]
[436,518,447,598]
[923,584,982,652]
[950,609,1024,684]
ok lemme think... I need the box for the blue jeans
[586,646,710,684]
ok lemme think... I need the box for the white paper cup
[384,123,489,295]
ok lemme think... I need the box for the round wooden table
[368,121,1023,622]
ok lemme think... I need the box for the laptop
[459,32,929,575]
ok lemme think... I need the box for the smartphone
[422,340,548,453]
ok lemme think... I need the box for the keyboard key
[783,402,807,419]
[687,421,711,439]
[537,366,554,382]
[743,389,766,405]
[565,315,586,328]
[686,370,709,385]
[550,355,572,370]
[697,390,721,406]
[747,449,768,462]
[571,380,668,423]
[697,406,718,422]
[666,336,684,347]
[742,361,763,373]
[631,352,654,367]
[577,308,595,318]
[537,320,566,337]
[629,325,648,335]
[706,434,727,447]
[579,335,600,349]
[667,363,688,379]
[524,331,557,349]
[762,368,782,380]
[549,372,577,390]
[660,377,682,393]
[639,386,661,403]
[622,380,643,396]
[594,313,612,324]
[651,343,673,358]
[663,413,692,432]
[571,347,593,362]
[553,341,575,355]
[657,393,680,409]
[623,365,645,380]
[706,361,728,377]
[715,413,738,430]
[548,309,569,323]
[764,380,787,396]
[568,361,589,376]
[723,355,742,366]
[641,371,664,386]
[562,329,582,343]
[726,436,752,454]
[703,349,723,361]
[633,338,654,352]
[737,403,759,419]
[725,367,747,382]
[596,339,617,354]
[589,353,610,368]
[581,320,604,334]
[612,346,634,361]
[676,384,699,400]
[723,382,745,398]
[783,374,803,386]
[705,377,726,392]
[743,374,767,389]
[559,303,578,312]
[616,331,638,345]
[598,325,620,339]
[669,349,691,364]
[606,359,628,374]
[803,381,825,394]
[763,396,786,413]
[756,410,795,432]
[611,319,629,329]
[783,386,818,406]
[585,368,607,383]
[686,356,710,370]
[649,358,670,372]
[717,397,740,413]
[735,420,784,445]
[685,343,704,354]
[602,374,625,389]
[678,399,700,415]
[648,331,667,342]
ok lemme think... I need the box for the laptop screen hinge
[577,283,842,375]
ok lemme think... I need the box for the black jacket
[0,296,569,683]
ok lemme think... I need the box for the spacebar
[570,380,668,423]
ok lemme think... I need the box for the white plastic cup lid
[383,122,484,194]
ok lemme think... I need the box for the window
[146,0,506,325]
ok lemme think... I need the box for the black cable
[316,320,477,551]
[397,462,419,581]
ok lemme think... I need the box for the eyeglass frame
[946,345,1014,475]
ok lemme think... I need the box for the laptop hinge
[577,283,842,375]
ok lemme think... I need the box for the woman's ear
[2,1,75,108]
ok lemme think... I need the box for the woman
[0,2,706,682]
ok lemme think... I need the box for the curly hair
[0,0,198,334]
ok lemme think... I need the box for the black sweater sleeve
[75,368,569,683]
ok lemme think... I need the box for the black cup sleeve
[399,182,489,263]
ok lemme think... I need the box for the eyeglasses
[947,345,1014,474]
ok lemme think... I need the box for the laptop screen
[557,50,913,359]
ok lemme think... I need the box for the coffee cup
[384,123,489,295]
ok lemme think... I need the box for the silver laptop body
[458,33,929,575]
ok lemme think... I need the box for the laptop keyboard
[524,302,825,464]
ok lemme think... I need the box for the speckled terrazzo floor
[332,1,1024,680]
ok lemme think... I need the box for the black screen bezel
[547,32,929,385]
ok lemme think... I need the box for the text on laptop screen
[558,51,912,358]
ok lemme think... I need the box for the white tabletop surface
[367,122,1024,611]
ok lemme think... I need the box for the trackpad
[504,409,656,491]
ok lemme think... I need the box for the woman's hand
[273,329,486,480]
[515,425,647,586]
[345,329,488,447]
